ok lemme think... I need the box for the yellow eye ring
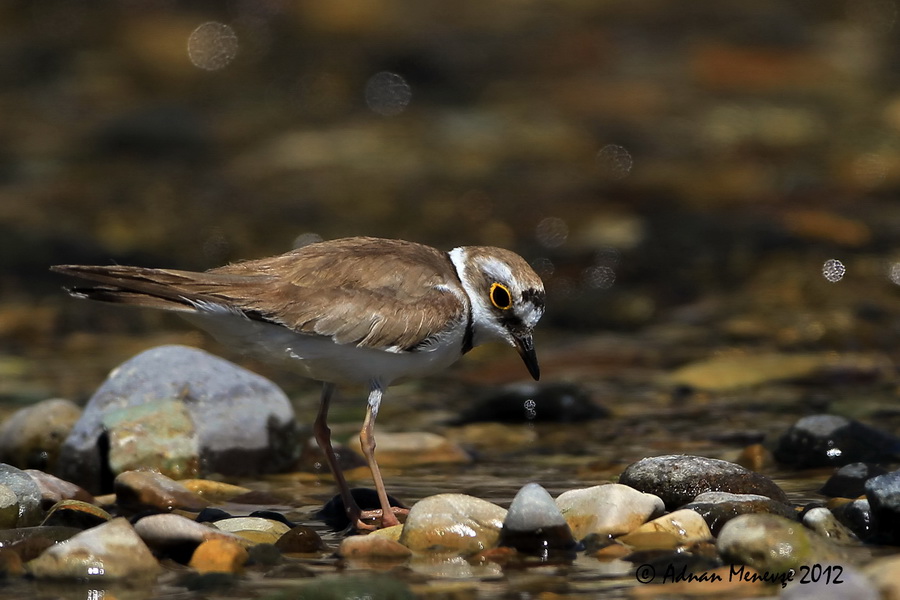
[489,283,513,310]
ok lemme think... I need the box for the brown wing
[52,237,468,352]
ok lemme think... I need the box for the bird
[51,236,545,530]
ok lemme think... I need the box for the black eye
[489,283,512,309]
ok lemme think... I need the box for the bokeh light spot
[535,217,569,248]
[188,22,239,71]
[365,72,412,116]
[596,144,633,180]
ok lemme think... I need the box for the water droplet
[364,72,412,116]
[596,144,633,180]
[822,259,846,283]
[583,265,616,289]
[535,217,569,248]
[188,22,239,71]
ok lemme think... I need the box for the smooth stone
[398,494,507,555]
[102,398,200,481]
[41,499,111,530]
[618,530,680,550]
[820,462,888,498]
[774,415,900,468]
[802,507,859,545]
[24,470,94,509]
[830,498,873,541]
[681,491,797,536]
[133,513,249,554]
[621,508,712,545]
[555,483,665,540]
[717,514,844,573]
[114,470,210,512]
[498,482,576,557]
[339,534,412,559]
[27,517,160,580]
[619,454,789,509]
[273,525,328,554]
[864,469,900,544]
[211,517,291,537]
[0,484,18,529]
[179,479,251,502]
[455,382,607,423]
[0,464,42,527]
[188,538,249,574]
[0,398,81,472]
[782,564,878,600]
[356,431,471,467]
[864,555,900,600]
[58,345,298,493]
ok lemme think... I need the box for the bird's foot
[354,506,410,531]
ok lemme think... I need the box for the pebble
[114,470,210,512]
[188,538,249,574]
[801,507,859,545]
[102,398,200,481]
[24,470,94,509]
[455,382,607,423]
[398,494,507,555]
[681,491,797,536]
[829,498,873,541]
[212,516,291,544]
[41,500,111,530]
[0,485,18,529]
[338,534,412,559]
[179,479,251,502]
[863,469,900,544]
[57,345,298,493]
[717,513,844,573]
[620,508,712,546]
[0,398,81,472]
[0,464,43,527]
[497,482,577,558]
[820,463,888,498]
[356,431,471,467]
[27,517,161,580]
[619,454,789,509]
[555,483,664,540]
[274,525,328,554]
[133,513,249,556]
[774,414,900,468]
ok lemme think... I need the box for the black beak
[514,334,540,381]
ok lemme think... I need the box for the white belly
[182,311,464,386]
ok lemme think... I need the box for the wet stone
[802,507,859,545]
[456,382,607,424]
[619,454,789,509]
[681,491,797,536]
[57,345,298,493]
[338,534,412,559]
[24,470,94,510]
[212,516,290,544]
[864,470,900,544]
[114,470,210,512]
[27,517,161,580]
[717,513,845,573]
[820,462,889,498]
[133,513,249,560]
[829,498,873,541]
[0,463,43,527]
[398,494,507,555]
[620,508,712,546]
[0,398,81,472]
[274,525,328,554]
[555,483,665,540]
[774,415,900,468]
[102,398,200,481]
[41,500,111,530]
[498,482,577,559]
[188,538,249,574]
[0,484,18,529]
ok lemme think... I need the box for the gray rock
[0,485,18,529]
[0,463,43,527]
[864,469,900,544]
[27,517,161,580]
[775,415,900,468]
[830,498,873,541]
[820,462,888,498]
[57,345,298,492]
[133,513,248,554]
[619,454,789,509]
[682,491,797,536]
[498,482,576,557]
[0,399,81,472]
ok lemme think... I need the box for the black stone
[774,415,900,469]
[831,499,873,541]
[820,463,889,498]
[455,382,607,424]
[864,470,900,544]
[196,508,232,523]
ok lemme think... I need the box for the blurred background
[3,0,900,408]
